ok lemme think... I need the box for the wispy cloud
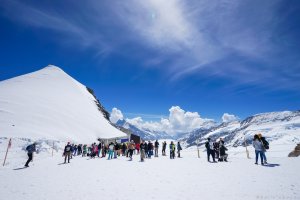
[1,0,299,90]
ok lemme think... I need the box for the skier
[177,141,182,158]
[108,142,115,160]
[205,138,216,162]
[169,141,175,159]
[162,141,167,156]
[219,140,228,162]
[24,142,37,167]
[253,134,264,165]
[140,141,146,162]
[258,133,269,164]
[154,140,159,157]
[63,142,72,164]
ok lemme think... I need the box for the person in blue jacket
[25,142,37,167]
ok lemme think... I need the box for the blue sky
[0,0,300,126]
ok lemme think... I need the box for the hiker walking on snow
[205,138,216,162]
[63,142,72,164]
[177,141,182,158]
[154,140,159,157]
[24,142,37,167]
[253,134,264,165]
[258,133,269,164]
[170,141,176,159]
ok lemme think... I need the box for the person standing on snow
[114,142,120,159]
[213,140,220,161]
[154,140,159,157]
[82,144,87,157]
[63,142,72,164]
[97,142,102,158]
[24,142,37,167]
[140,140,146,162]
[162,141,167,156]
[258,133,269,164]
[144,141,149,158]
[253,134,264,165]
[169,141,176,159]
[219,140,228,162]
[205,138,216,162]
[136,142,140,155]
[128,140,135,161]
[177,141,182,158]
[148,141,154,158]
[108,142,115,160]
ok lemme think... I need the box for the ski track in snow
[0,150,299,200]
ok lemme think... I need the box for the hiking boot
[255,162,258,165]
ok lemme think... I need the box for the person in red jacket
[136,143,140,154]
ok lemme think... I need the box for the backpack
[262,138,269,149]
[65,146,71,152]
[26,145,31,151]
[205,142,209,149]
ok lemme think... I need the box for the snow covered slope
[0,65,126,143]
[181,111,300,149]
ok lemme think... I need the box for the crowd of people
[23,134,269,167]
[61,140,183,163]
[205,137,228,163]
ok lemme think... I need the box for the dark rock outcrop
[288,144,300,157]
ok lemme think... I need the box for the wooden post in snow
[197,139,200,158]
[52,141,54,157]
[245,137,250,159]
[3,138,12,166]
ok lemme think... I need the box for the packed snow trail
[0,150,299,200]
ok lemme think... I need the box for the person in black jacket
[162,141,167,156]
[24,142,37,167]
[148,141,153,158]
[140,141,146,162]
[145,141,149,158]
[154,140,159,157]
[64,142,72,163]
[213,141,220,161]
[219,140,228,162]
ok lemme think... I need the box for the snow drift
[0,65,126,143]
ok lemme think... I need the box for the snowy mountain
[115,119,173,140]
[0,65,126,143]
[181,110,300,148]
